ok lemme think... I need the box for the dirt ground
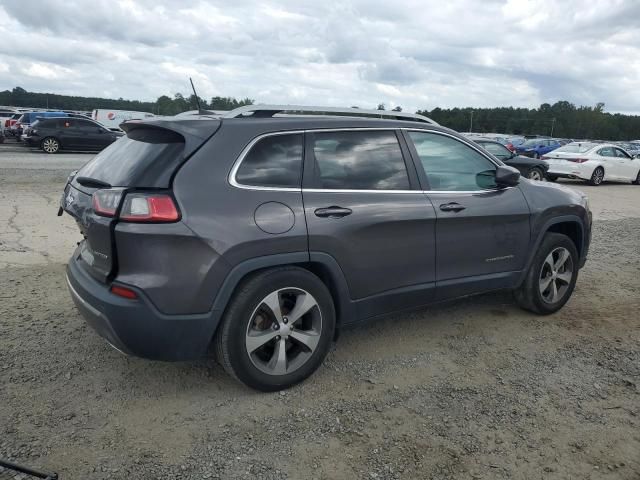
[1,145,639,480]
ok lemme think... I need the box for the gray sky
[1,0,639,113]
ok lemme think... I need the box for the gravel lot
[1,142,639,480]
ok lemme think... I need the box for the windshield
[555,143,597,153]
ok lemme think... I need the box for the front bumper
[66,252,220,361]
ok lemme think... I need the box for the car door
[58,118,85,149]
[302,129,437,320]
[404,130,531,300]
[596,147,618,179]
[613,147,637,180]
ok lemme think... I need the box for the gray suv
[61,106,592,391]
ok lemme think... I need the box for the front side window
[235,133,303,188]
[408,131,497,191]
[311,130,410,190]
[614,148,630,158]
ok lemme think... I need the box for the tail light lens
[92,189,179,222]
[120,193,179,222]
[568,158,589,163]
[110,285,138,299]
[92,189,123,217]
[540,156,549,160]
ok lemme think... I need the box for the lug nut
[275,335,281,341]
[273,323,279,330]
[283,317,289,324]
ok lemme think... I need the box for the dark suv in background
[61,106,592,391]
[24,117,122,153]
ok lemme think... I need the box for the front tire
[588,166,604,186]
[515,233,579,315]
[214,267,335,391]
[632,170,640,185]
[42,137,60,154]
[527,167,545,181]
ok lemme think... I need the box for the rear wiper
[75,176,112,189]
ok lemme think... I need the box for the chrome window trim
[229,127,508,194]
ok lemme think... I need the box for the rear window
[555,143,596,153]
[77,128,185,187]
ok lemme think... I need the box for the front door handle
[314,206,353,218]
[439,202,466,212]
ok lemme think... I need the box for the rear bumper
[66,252,221,361]
[23,136,40,147]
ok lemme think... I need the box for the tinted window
[408,131,497,191]
[235,133,303,188]
[76,128,185,187]
[311,130,409,190]
[479,141,511,160]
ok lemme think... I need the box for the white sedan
[543,142,640,186]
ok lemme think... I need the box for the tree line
[1,87,638,140]
[0,87,254,117]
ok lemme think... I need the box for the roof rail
[221,105,439,125]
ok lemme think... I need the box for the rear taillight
[568,158,589,163]
[540,156,549,160]
[92,189,124,217]
[120,193,179,222]
[92,189,179,222]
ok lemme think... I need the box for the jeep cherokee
[61,105,592,391]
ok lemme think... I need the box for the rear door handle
[439,202,466,212]
[314,206,353,218]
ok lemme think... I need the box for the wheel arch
[519,215,585,285]
[209,252,355,341]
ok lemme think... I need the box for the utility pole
[550,117,556,137]
[469,110,474,133]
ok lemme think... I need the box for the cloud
[0,0,639,113]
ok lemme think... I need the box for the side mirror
[496,165,520,187]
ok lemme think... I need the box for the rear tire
[632,170,640,185]
[527,167,545,181]
[42,137,60,154]
[214,267,335,391]
[588,166,604,186]
[514,233,579,315]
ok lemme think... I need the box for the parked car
[5,113,22,135]
[474,139,549,180]
[0,108,17,133]
[23,117,122,153]
[13,111,68,139]
[543,142,640,185]
[92,109,155,131]
[61,105,592,391]
[515,138,562,158]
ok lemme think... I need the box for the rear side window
[310,130,410,190]
[235,133,303,188]
[77,128,185,187]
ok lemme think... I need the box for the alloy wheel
[592,168,604,185]
[539,247,574,304]
[528,169,543,181]
[43,138,59,153]
[245,288,322,376]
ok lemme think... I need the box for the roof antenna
[189,77,212,115]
